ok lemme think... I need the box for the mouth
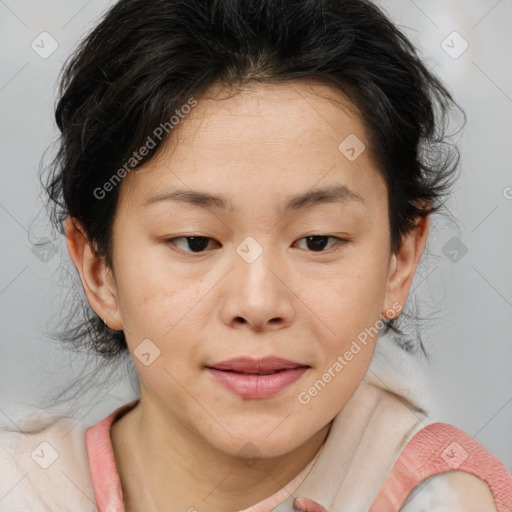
[205,356,308,373]
[210,368,292,375]
[204,357,310,399]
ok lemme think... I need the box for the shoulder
[401,471,499,512]
[358,339,511,512]
[378,421,512,512]
[0,414,97,511]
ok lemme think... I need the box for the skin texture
[65,79,429,511]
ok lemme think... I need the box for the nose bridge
[233,234,283,292]
[221,234,295,329]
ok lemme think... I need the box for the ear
[382,213,430,320]
[64,217,123,330]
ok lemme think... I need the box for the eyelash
[164,235,351,255]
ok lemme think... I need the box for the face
[68,79,425,459]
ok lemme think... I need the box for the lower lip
[206,367,309,399]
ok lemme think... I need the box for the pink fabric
[85,403,132,512]
[85,401,324,512]
[369,422,512,512]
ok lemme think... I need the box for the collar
[269,334,432,511]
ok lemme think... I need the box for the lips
[205,357,310,399]
[205,357,308,374]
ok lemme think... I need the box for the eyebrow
[142,184,366,214]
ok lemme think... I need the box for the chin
[211,425,307,461]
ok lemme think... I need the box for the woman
[1,0,511,510]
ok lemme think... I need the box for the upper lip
[205,357,309,373]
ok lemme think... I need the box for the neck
[111,389,331,512]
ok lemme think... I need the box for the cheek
[296,337,376,430]
[113,236,179,310]
[310,254,388,371]
[114,262,203,366]
[303,277,381,406]
[320,264,387,330]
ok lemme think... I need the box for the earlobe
[382,215,430,318]
[64,217,123,330]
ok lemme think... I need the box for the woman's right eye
[165,236,219,253]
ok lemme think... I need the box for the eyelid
[293,235,350,250]
[165,235,218,254]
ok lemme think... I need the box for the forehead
[119,79,385,214]
[171,79,366,153]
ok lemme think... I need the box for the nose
[219,241,296,332]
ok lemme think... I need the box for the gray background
[0,0,511,471]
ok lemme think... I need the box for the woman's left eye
[292,235,349,253]
[166,236,218,253]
